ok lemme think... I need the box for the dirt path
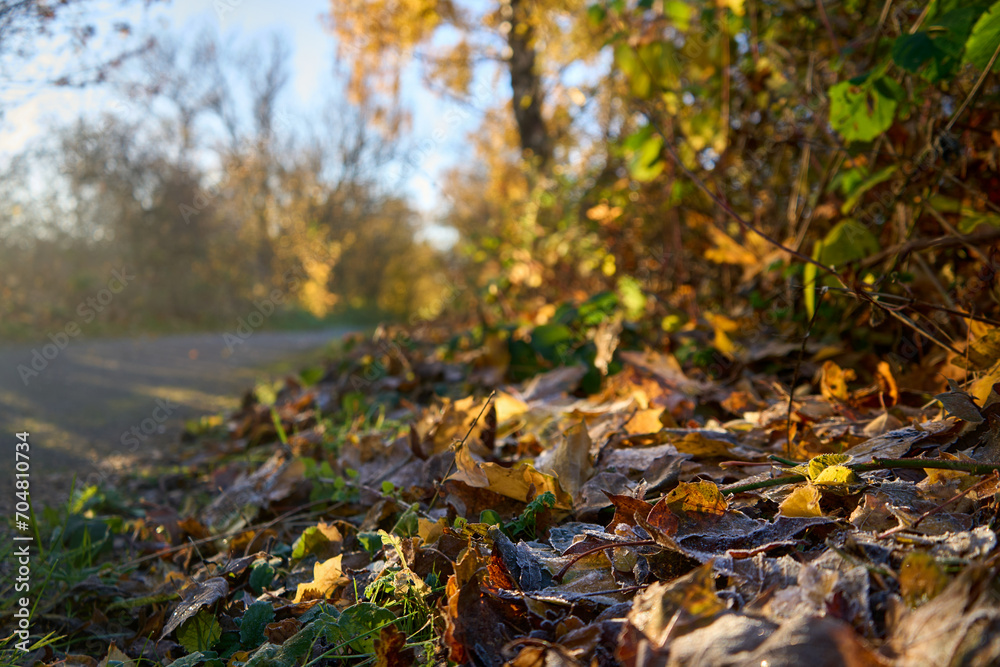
[0,327,356,508]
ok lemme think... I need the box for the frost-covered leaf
[779,485,823,517]
[240,600,276,649]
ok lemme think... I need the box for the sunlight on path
[0,328,357,508]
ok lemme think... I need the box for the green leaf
[840,165,898,214]
[480,509,502,526]
[530,323,574,361]
[508,337,542,381]
[240,601,275,649]
[815,220,882,267]
[965,1,1000,71]
[177,610,222,653]
[958,210,1000,233]
[828,75,903,142]
[248,563,275,595]
[325,602,397,654]
[628,131,665,182]
[664,0,694,30]
[299,365,325,386]
[586,4,606,26]
[892,32,936,72]
[617,276,647,319]
[291,525,337,560]
[804,220,881,316]
[165,652,207,667]
[893,7,985,81]
[357,531,383,554]
[576,291,618,326]
[615,43,652,98]
[245,622,319,667]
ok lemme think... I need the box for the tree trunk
[506,0,551,171]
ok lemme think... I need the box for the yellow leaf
[899,552,948,607]
[417,517,446,545]
[670,432,734,459]
[717,0,745,16]
[493,391,529,424]
[875,360,899,406]
[779,485,823,518]
[813,465,859,485]
[968,363,1000,408]
[807,453,852,480]
[820,360,856,402]
[704,312,740,358]
[293,555,348,603]
[624,408,665,435]
[665,481,728,515]
[449,443,573,509]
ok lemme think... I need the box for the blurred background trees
[0,15,447,337]
[2,0,1000,375]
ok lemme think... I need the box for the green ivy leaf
[248,562,275,595]
[240,601,275,649]
[891,32,935,72]
[164,652,208,667]
[828,75,903,142]
[324,602,397,654]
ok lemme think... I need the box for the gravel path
[0,327,356,508]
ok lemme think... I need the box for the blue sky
[0,0,489,238]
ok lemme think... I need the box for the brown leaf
[161,577,229,638]
[891,564,1000,666]
[264,618,302,645]
[535,421,593,499]
[375,624,413,667]
[603,491,653,530]
[645,497,680,536]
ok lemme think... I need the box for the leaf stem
[725,457,1000,495]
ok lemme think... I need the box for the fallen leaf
[779,485,823,518]
[293,555,349,603]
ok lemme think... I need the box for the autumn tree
[327,0,608,172]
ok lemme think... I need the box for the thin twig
[822,286,1000,327]
[427,390,496,510]
[553,539,655,583]
[881,306,962,356]
[815,0,841,54]
[724,459,1000,495]
[944,40,1000,134]
[877,470,999,539]
[787,287,826,457]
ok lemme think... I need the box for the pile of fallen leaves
[8,321,1000,667]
